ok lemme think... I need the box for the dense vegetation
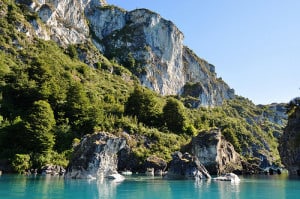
[0,1,286,173]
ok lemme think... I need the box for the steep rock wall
[279,99,300,175]
[87,7,234,106]
[182,47,235,106]
[17,0,107,45]
[18,0,235,106]
[88,8,185,96]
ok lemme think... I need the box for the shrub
[11,154,31,174]
[66,45,78,59]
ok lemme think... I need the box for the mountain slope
[14,0,234,106]
[88,6,234,106]
[0,0,287,174]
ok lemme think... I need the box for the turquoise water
[0,174,299,199]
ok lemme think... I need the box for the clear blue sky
[107,0,300,104]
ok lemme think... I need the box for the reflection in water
[194,178,211,189]
[194,178,241,199]
[39,175,65,199]
[246,174,287,199]
[1,174,299,199]
[3,175,65,199]
[95,177,120,199]
[113,176,172,199]
[215,180,240,199]
[8,175,28,198]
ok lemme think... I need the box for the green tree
[64,82,101,136]
[125,86,162,126]
[1,71,39,121]
[0,117,28,156]
[124,52,136,69]
[222,128,242,153]
[11,154,31,174]
[53,121,73,153]
[162,97,187,133]
[24,100,56,153]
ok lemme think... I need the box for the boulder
[165,151,211,180]
[144,155,167,175]
[213,173,240,182]
[191,129,243,175]
[40,165,65,175]
[65,132,126,179]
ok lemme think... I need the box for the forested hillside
[0,0,287,173]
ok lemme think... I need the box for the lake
[0,174,299,199]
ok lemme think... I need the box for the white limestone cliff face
[87,8,186,96]
[17,0,107,45]
[18,1,235,106]
[127,9,185,96]
[87,6,126,40]
[182,47,235,106]
[86,7,234,105]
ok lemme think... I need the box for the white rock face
[22,0,107,45]
[128,9,185,96]
[87,6,126,40]
[65,132,126,179]
[182,47,235,106]
[86,7,235,105]
[19,0,235,106]
[29,19,50,40]
[191,129,242,175]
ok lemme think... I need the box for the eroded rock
[65,132,126,179]
[191,129,243,175]
[166,151,211,180]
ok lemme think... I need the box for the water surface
[0,174,299,199]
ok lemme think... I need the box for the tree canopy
[162,97,187,133]
[24,100,56,153]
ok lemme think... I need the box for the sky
[107,0,300,105]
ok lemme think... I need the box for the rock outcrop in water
[279,98,300,175]
[191,129,243,175]
[65,132,126,179]
[166,151,211,180]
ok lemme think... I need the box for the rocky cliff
[65,132,126,179]
[279,98,300,175]
[258,103,287,127]
[191,129,243,175]
[16,0,234,106]
[16,0,107,45]
[88,6,235,106]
